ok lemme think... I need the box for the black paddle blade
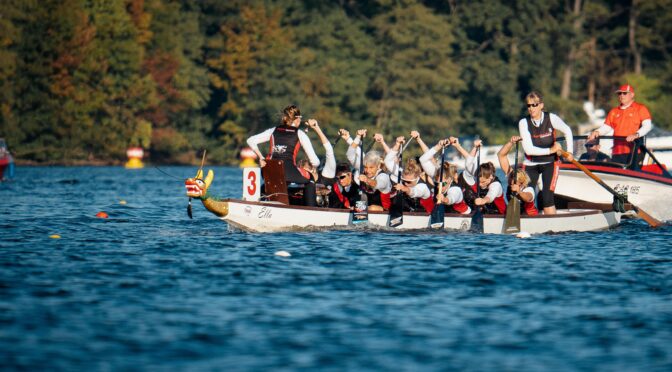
[503,197,521,233]
[187,198,193,219]
[470,207,484,233]
[352,194,368,224]
[388,193,404,227]
[429,204,445,229]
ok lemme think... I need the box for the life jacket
[461,176,506,215]
[525,112,556,163]
[330,182,358,209]
[401,179,434,213]
[360,170,392,210]
[442,185,470,214]
[268,125,306,183]
[505,187,539,215]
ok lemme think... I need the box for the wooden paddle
[503,142,521,233]
[470,146,484,233]
[560,150,662,228]
[352,136,369,224]
[430,144,448,228]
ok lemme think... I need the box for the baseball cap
[615,84,635,94]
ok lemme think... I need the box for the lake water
[1,166,671,371]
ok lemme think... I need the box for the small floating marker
[95,211,109,219]
[119,200,127,205]
[516,231,531,239]
[50,234,61,239]
[274,250,291,257]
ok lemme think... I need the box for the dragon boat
[184,164,622,235]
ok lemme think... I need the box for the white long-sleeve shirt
[518,112,573,166]
[419,147,439,178]
[247,127,320,167]
[320,141,336,179]
[407,182,431,199]
[354,170,392,193]
[383,149,401,183]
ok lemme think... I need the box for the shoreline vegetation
[1,1,671,165]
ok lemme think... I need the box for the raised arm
[298,131,320,167]
[410,131,430,153]
[497,136,520,176]
[373,133,390,154]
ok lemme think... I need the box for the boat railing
[556,135,672,178]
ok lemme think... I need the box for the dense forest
[1,0,671,164]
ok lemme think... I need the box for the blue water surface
[1,166,671,371]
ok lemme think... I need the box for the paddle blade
[503,197,521,233]
[470,207,484,233]
[352,194,368,224]
[388,193,404,227]
[187,198,193,219]
[633,206,663,228]
[429,204,445,229]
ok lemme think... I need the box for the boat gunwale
[558,163,672,185]
[222,198,608,219]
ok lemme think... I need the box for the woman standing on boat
[518,91,573,215]
[247,105,320,206]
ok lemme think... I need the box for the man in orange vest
[588,84,653,165]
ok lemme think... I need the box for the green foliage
[1,0,671,164]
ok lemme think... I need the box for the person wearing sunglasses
[518,91,574,215]
[392,159,434,213]
[246,104,320,206]
[434,161,471,214]
[579,138,610,162]
[328,163,360,209]
[587,84,652,165]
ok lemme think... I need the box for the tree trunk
[560,0,582,100]
[587,36,596,104]
[629,0,642,74]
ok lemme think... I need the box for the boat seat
[261,160,290,204]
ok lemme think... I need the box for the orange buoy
[96,211,109,219]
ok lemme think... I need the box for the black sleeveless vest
[458,174,503,214]
[269,125,306,183]
[525,112,556,163]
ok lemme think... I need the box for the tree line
[1,0,670,164]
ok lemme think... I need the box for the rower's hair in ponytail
[478,162,496,179]
[403,159,422,177]
[281,105,301,126]
[438,162,458,182]
[515,169,530,187]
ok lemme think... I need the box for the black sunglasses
[337,174,349,179]
[617,92,630,96]
[585,144,595,148]
[526,102,542,108]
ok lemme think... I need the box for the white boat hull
[218,199,620,234]
[555,164,672,220]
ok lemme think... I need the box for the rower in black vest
[518,91,574,215]
[247,105,320,206]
